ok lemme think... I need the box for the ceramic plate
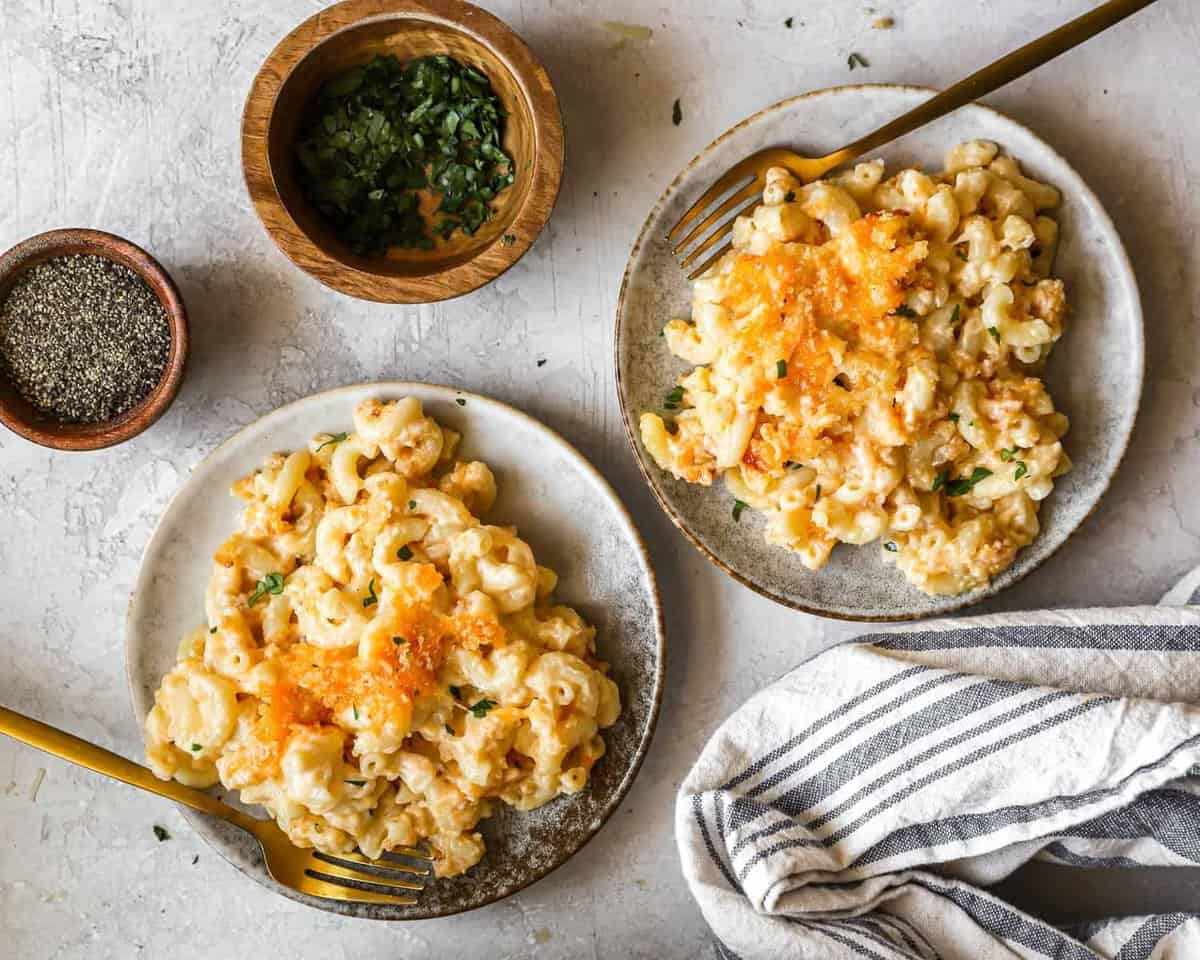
[126,383,664,918]
[616,84,1143,621]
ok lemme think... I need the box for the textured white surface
[0,1,1198,957]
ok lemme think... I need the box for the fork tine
[687,240,734,282]
[667,153,765,243]
[678,196,758,271]
[316,849,431,878]
[299,874,420,906]
[308,862,426,893]
[672,180,760,257]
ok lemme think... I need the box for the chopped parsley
[352,704,359,720]
[362,578,378,608]
[209,626,218,634]
[314,432,348,452]
[943,467,993,497]
[500,233,516,246]
[776,359,788,378]
[449,685,463,700]
[784,190,796,203]
[664,385,685,409]
[153,825,170,842]
[848,52,870,70]
[892,304,917,318]
[949,303,961,325]
[732,499,748,521]
[672,98,682,126]
[1014,461,1029,481]
[392,636,406,645]
[987,326,1002,342]
[883,541,898,553]
[345,779,367,787]
[814,483,822,502]
[247,572,285,607]
[396,545,413,561]
[445,723,455,735]
[456,397,467,406]
[190,743,202,752]
[949,412,961,423]
[408,499,417,510]
[469,698,498,718]
[932,469,949,492]
[294,55,515,254]
[999,448,1014,462]
[783,460,803,469]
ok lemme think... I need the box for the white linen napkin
[677,601,1200,959]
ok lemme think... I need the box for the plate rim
[614,82,1145,622]
[124,380,666,919]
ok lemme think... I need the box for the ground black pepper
[0,254,171,423]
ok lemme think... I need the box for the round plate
[616,84,1143,621]
[126,383,664,918]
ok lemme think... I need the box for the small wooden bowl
[0,229,189,451]
[242,0,564,303]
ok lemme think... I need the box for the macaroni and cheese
[145,398,621,876]
[641,141,1070,595]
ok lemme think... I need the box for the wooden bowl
[0,229,189,451]
[242,0,564,303]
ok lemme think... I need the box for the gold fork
[669,0,1159,279]
[0,704,433,906]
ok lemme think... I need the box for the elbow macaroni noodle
[640,141,1071,596]
[145,398,621,877]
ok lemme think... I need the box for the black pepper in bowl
[0,254,171,423]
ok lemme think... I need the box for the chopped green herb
[883,541,898,553]
[1014,461,1029,481]
[209,626,218,634]
[449,684,463,700]
[944,467,993,497]
[455,397,467,406]
[294,55,515,254]
[776,359,788,378]
[999,448,1014,462]
[408,500,417,510]
[848,52,870,70]
[345,779,366,787]
[892,304,917,318]
[672,98,682,126]
[191,743,202,752]
[732,499,748,521]
[832,374,851,390]
[500,233,516,246]
[949,412,960,423]
[247,572,285,607]
[784,190,796,203]
[352,704,359,719]
[397,545,414,561]
[955,248,968,261]
[814,483,822,502]
[315,432,348,452]
[949,303,961,325]
[987,326,1001,342]
[469,698,498,718]
[153,825,169,842]
[784,16,794,27]
[392,636,406,645]
[932,469,949,492]
[664,385,685,409]
[783,460,803,469]
[445,723,455,735]
[362,578,378,608]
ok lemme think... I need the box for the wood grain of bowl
[0,229,189,452]
[242,0,564,303]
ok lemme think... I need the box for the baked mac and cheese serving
[641,141,1070,595]
[145,398,620,876]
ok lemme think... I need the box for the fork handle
[822,0,1158,170]
[0,704,260,832]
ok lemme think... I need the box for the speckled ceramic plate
[125,382,664,918]
[616,84,1143,621]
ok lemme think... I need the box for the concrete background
[2,0,1199,956]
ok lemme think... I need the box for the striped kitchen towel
[677,604,1200,959]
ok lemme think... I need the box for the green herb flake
[315,431,348,452]
[153,825,170,842]
[950,303,961,325]
[949,412,960,423]
[776,359,788,379]
[209,626,218,634]
[362,578,378,608]
[449,684,463,700]
[456,397,467,406]
[408,500,417,510]
[247,572,285,607]
[944,467,993,497]
[345,779,367,787]
[445,723,455,735]
[848,52,870,70]
[469,698,498,719]
[999,448,1014,462]
[500,233,516,246]
[294,55,516,254]
[672,98,682,126]
[892,304,917,318]
[883,541,898,553]
[814,483,822,502]
[732,499,748,521]
[784,190,796,203]
[352,704,359,720]
[932,469,949,492]
[988,326,1002,342]
[392,636,406,645]
[664,385,685,409]
[783,460,803,469]
[190,743,202,752]
[397,545,413,561]
[1014,461,1029,481]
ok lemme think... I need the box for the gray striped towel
[677,600,1200,959]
